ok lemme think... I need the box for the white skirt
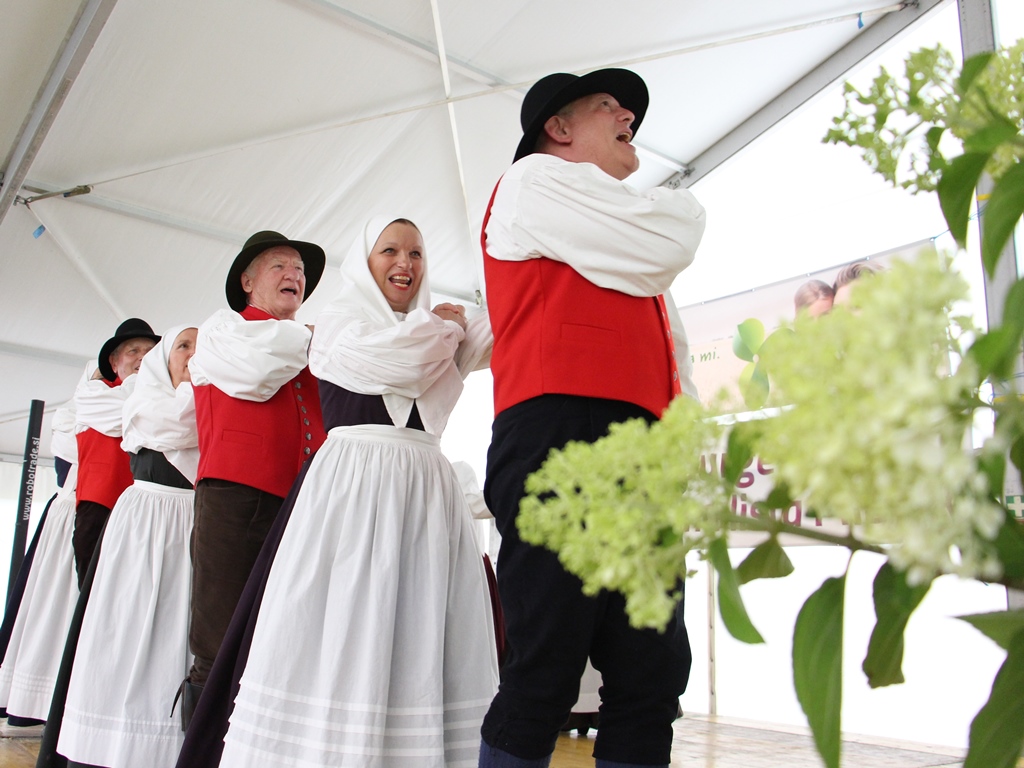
[221,425,499,768]
[0,482,79,720]
[57,480,194,768]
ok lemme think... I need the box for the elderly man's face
[109,337,156,381]
[240,246,306,320]
[548,92,639,180]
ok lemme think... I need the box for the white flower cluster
[518,252,1005,630]
[754,252,1004,584]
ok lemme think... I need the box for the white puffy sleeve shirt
[188,308,313,403]
[74,377,130,437]
[484,153,705,400]
[309,301,467,436]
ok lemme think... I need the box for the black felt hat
[514,68,649,163]
[98,318,160,382]
[225,231,326,312]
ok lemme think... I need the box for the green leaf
[967,327,1021,381]
[992,508,1024,581]
[762,481,795,511]
[709,538,764,644]
[976,448,1006,504]
[962,116,1020,154]
[1012,435,1024,479]
[1002,278,1024,337]
[963,630,1024,768]
[982,163,1024,278]
[958,51,994,93]
[925,125,945,153]
[739,362,769,410]
[794,575,846,768]
[937,152,990,248]
[734,318,766,361]
[958,610,1024,651]
[656,526,681,547]
[862,563,931,688]
[732,333,755,362]
[736,537,795,584]
[723,426,755,486]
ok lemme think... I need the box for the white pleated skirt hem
[0,490,79,720]
[57,480,194,768]
[220,425,498,768]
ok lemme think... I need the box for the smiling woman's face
[168,328,198,388]
[240,246,306,320]
[367,221,424,313]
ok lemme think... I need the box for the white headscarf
[310,215,465,435]
[338,214,435,322]
[50,361,90,464]
[121,324,200,484]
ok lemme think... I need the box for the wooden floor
[0,723,39,768]
[0,715,1004,767]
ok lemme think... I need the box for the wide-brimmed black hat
[98,318,160,382]
[225,231,326,312]
[514,68,649,163]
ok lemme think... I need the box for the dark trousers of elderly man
[72,502,111,589]
[479,394,691,768]
[182,479,283,725]
[189,479,283,681]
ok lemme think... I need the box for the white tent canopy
[0,0,981,457]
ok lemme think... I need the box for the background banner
[678,238,938,545]
[678,238,936,410]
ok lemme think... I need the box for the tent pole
[7,400,43,605]
[956,0,1024,612]
[0,0,119,227]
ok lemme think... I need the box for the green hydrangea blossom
[518,252,1004,630]
[754,252,1003,585]
[517,394,732,630]
[824,39,1024,192]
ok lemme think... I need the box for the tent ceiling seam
[26,205,127,319]
[298,0,509,89]
[48,3,909,192]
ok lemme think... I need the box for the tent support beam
[955,0,1023,609]
[21,181,242,245]
[663,0,949,189]
[0,341,87,370]
[956,0,1020,348]
[0,0,119,227]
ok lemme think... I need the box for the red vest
[482,184,674,419]
[76,379,133,509]
[193,306,327,498]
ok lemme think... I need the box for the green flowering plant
[517,40,1024,768]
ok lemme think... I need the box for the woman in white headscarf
[217,216,498,768]
[54,325,199,768]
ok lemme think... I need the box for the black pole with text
[8,399,43,605]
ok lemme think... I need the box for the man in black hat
[73,318,160,585]
[180,231,328,728]
[479,69,706,767]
